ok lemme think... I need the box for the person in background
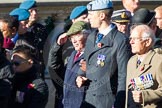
[19,0,48,79]
[131,8,162,52]
[122,0,140,16]
[131,8,157,33]
[154,5,162,38]
[48,5,88,108]
[76,0,132,108]
[126,24,162,108]
[111,9,131,36]
[0,31,13,108]
[9,8,30,38]
[0,15,19,60]
[9,45,48,108]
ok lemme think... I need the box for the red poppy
[97,43,103,48]
[27,83,35,89]
[140,66,144,71]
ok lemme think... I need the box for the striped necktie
[96,33,103,44]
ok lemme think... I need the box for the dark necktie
[96,33,103,44]
[74,51,81,62]
[137,59,141,67]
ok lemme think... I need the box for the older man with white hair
[126,24,162,108]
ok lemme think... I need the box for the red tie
[74,51,81,62]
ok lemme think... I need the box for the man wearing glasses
[126,24,162,108]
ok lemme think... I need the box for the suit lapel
[135,50,155,77]
[68,51,77,69]
[86,28,116,61]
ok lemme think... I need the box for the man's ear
[100,12,106,20]
[145,38,152,47]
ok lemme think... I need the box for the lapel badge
[97,43,103,48]
[28,83,35,89]
[140,65,144,71]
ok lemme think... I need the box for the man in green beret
[48,21,90,108]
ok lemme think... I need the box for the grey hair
[140,25,155,48]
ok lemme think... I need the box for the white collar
[99,23,115,36]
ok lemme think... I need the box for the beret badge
[121,12,128,19]
[87,4,92,11]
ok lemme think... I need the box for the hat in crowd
[9,8,30,21]
[131,8,155,25]
[66,21,89,36]
[70,6,88,20]
[112,9,131,23]
[87,0,113,11]
[19,0,37,10]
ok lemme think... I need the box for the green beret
[67,21,89,36]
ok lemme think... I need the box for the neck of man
[137,48,151,60]
[98,21,111,32]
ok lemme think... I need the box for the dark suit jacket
[63,51,85,108]
[48,42,85,108]
[80,25,131,108]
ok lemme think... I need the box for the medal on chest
[130,73,154,90]
[97,54,106,67]
[16,91,25,103]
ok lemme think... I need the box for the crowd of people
[1,0,162,108]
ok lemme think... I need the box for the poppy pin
[27,83,35,89]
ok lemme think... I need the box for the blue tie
[96,33,103,44]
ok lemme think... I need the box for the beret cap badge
[121,12,128,19]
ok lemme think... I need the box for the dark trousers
[0,96,9,108]
[51,80,63,108]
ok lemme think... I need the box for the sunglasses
[11,60,28,66]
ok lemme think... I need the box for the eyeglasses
[129,37,148,41]
[11,60,28,66]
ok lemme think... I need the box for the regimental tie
[96,33,104,44]
[137,59,141,67]
[74,51,81,62]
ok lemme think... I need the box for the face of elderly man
[129,25,153,55]
[69,32,87,52]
